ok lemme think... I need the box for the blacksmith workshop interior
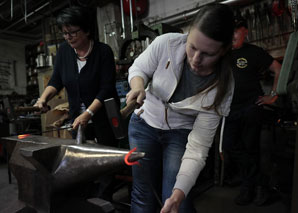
[0,0,298,212]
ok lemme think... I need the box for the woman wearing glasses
[35,6,119,146]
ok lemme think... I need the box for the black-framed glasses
[61,29,81,38]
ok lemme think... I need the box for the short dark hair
[235,17,248,29]
[56,6,95,38]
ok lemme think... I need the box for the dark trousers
[223,104,263,188]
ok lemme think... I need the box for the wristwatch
[270,90,278,97]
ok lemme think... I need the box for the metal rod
[120,0,125,39]
[24,0,27,23]
[10,0,13,19]
[13,125,72,137]
[104,24,107,44]
[4,2,50,30]
[12,60,17,86]
[40,126,72,134]
[129,0,134,32]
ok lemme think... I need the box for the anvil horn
[20,144,145,191]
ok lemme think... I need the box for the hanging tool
[253,5,260,45]
[250,7,257,42]
[263,2,273,44]
[244,8,252,41]
[289,0,298,30]
[255,4,263,45]
[272,0,286,45]
[260,3,269,44]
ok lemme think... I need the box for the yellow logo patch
[236,58,248,69]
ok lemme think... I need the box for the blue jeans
[128,113,196,213]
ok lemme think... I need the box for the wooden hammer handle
[120,99,140,119]
[14,106,51,113]
[14,106,41,112]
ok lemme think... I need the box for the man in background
[223,17,281,206]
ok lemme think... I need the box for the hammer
[3,97,50,121]
[104,98,139,139]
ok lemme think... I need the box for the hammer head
[104,98,127,139]
[3,97,16,121]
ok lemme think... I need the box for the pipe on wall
[129,0,134,32]
[120,0,126,39]
[148,7,198,26]
[221,0,258,6]
[4,2,50,31]
[148,0,258,27]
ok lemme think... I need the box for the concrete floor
[193,186,290,213]
[0,159,291,213]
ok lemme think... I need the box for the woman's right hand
[126,76,145,105]
[34,98,50,113]
[126,88,146,106]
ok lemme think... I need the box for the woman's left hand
[72,111,91,129]
[160,189,185,213]
[256,95,278,106]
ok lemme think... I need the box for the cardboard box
[42,102,71,139]
[52,129,72,139]
[38,67,67,100]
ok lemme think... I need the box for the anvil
[1,135,144,213]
